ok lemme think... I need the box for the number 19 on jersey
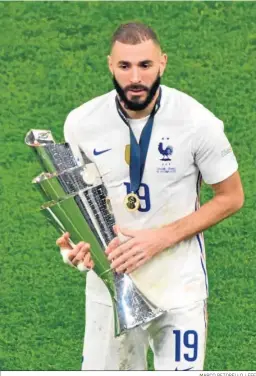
[124,182,151,212]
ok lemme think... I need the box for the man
[56,22,244,370]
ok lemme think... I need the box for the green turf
[0,1,255,371]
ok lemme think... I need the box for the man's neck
[120,88,160,120]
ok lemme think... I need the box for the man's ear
[160,53,168,77]
[107,55,113,75]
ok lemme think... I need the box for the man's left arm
[162,170,244,248]
[106,171,244,274]
[106,109,245,273]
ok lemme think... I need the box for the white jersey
[64,85,238,310]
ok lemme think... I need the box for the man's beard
[113,73,161,112]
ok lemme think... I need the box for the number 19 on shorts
[174,330,198,362]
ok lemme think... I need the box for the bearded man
[57,22,244,370]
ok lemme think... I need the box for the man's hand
[105,228,170,274]
[56,232,94,269]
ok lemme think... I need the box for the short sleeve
[64,111,85,166]
[193,119,238,184]
[63,109,100,185]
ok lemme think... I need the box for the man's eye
[141,63,151,69]
[120,64,129,69]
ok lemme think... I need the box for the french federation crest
[157,138,176,174]
[158,138,173,161]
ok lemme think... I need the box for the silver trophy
[25,129,164,336]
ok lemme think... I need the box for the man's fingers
[115,251,145,273]
[57,240,72,249]
[113,225,120,235]
[63,232,70,240]
[83,253,94,269]
[58,237,94,271]
[71,243,90,266]
[83,253,90,267]
[105,237,121,255]
[56,232,72,248]
[111,246,142,269]
[107,238,136,260]
[57,237,94,270]
[69,241,89,260]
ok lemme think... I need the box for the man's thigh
[148,300,207,371]
[81,298,113,370]
[82,298,148,370]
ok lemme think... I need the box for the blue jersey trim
[196,234,208,295]
[195,172,208,295]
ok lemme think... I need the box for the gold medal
[124,192,140,212]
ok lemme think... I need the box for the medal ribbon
[116,88,162,194]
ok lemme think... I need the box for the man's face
[108,40,167,111]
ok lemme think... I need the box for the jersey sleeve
[192,109,238,185]
[63,109,100,185]
[63,110,85,166]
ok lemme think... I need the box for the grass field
[0,1,256,371]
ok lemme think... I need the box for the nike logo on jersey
[175,366,194,371]
[93,148,111,156]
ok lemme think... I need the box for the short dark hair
[111,22,160,48]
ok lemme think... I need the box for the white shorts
[81,297,208,370]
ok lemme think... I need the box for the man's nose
[129,67,141,83]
